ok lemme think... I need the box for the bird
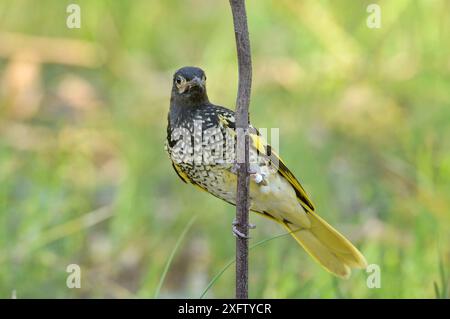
[165,66,367,278]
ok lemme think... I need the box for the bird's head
[171,66,208,105]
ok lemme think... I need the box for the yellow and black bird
[166,66,367,278]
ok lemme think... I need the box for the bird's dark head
[171,66,209,106]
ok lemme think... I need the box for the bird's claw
[232,225,249,239]
[232,218,255,239]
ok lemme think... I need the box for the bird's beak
[188,76,205,90]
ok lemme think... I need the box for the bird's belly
[179,163,238,204]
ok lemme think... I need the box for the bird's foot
[232,218,256,239]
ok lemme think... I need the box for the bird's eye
[175,76,184,85]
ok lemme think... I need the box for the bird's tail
[282,211,367,278]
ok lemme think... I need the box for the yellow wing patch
[218,114,236,137]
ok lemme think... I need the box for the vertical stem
[229,0,252,299]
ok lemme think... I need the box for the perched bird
[165,66,367,278]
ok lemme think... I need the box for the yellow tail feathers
[282,211,367,278]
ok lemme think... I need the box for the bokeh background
[0,0,449,298]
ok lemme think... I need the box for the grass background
[0,0,449,298]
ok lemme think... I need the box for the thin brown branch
[229,0,252,299]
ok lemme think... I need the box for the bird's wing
[217,110,315,213]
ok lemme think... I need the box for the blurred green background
[0,0,449,298]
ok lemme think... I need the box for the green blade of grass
[433,281,441,299]
[154,215,197,298]
[438,253,448,299]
